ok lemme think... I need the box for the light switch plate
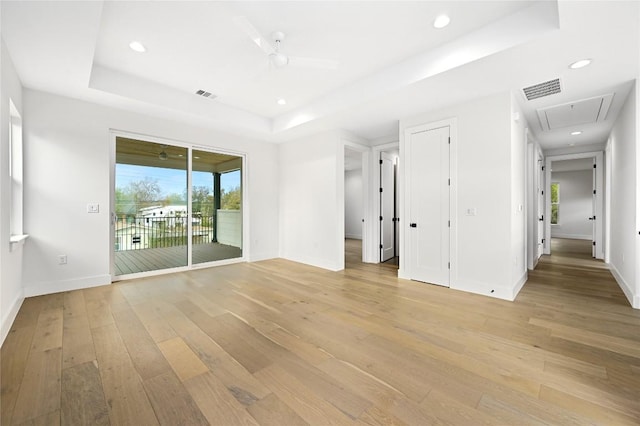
[87,203,99,213]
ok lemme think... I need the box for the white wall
[344,169,363,239]
[399,91,526,301]
[550,170,593,240]
[21,89,279,297]
[510,95,527,291]
[279,131,343,270]
[0,37,25,344]
[608,82,638,308]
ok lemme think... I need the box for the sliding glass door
[191,149,243,265]
[113,136,243,278]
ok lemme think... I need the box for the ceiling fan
[233,16,339,70]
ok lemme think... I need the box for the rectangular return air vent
[522,78,561,101]
[195,89,216,99]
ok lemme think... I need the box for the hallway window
[551,182,559,224]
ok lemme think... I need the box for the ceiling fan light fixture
[129,41,146,53]
[569,59,591,69]
[433,14,451,29]
[270,52,289,68]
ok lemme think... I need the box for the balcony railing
[114,215,213,251]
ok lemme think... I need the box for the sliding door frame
[109,129,248,282]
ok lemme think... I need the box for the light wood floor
[2,238,639,425]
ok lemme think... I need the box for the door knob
[410,223,417,228]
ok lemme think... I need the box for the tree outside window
[551,182,559,224]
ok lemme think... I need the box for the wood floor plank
[247,393,308,426]
[62,314,95,369]
[0,325,36,425]
[11,348,62,424]
[130,300,177,343]
[30,307,63,352]
[184,371,260,426]
[99,359,159,425]
[143,371,209,426]
[111,306,172,380]
[253,364,353,426]
[158,336,209,382]
[13,410,60,426]
[539,384,639,425]
[60,361,109,426]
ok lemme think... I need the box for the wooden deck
[115,243,242,275]
[2,237,639,425]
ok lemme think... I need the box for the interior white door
[408,126,450,287]
[380,152,395,262]
[537,157,545,259]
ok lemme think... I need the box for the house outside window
[551,182,559,224]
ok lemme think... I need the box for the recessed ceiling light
[571,131,582,135]
[129,41,146,53]
[569,59,591,69]
[277,98,287,105]
[433,15,451,29]
[569,143,575,146]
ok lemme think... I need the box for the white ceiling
[1,1,638,150]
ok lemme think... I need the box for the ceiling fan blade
[287,56,339,70]
[233,16,275,56]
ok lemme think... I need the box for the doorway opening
[111,135,245,279]
[544,152,603,260]
[379,149,399,267]
[344,146,365,265]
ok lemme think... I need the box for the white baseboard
[550,233,592,240]
[609,263,639,309]
[23,274,112,298]
[1,293,25,346]
[345,234,362,240]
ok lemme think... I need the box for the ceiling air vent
[522,78,561,101]
[195,89,216,100]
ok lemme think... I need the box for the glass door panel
[192,149,242,265]
[114,137,188,275]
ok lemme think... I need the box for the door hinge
[380,216,383,221]
[448,220,450,227]
[380,244,383,249]
[593,189,596,195]
[542,238,545,244]
[541,190,544,195]
[592,241,596,246]
[448,178,450,186]
[448,262,450,269]
[379,159,383,165]
[542,166,545,171]
[379,187,383,193]
[448,137,451,144]
[593,164,597,169]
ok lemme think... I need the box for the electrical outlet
[58,255,67,265]
[87,203,99,213]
